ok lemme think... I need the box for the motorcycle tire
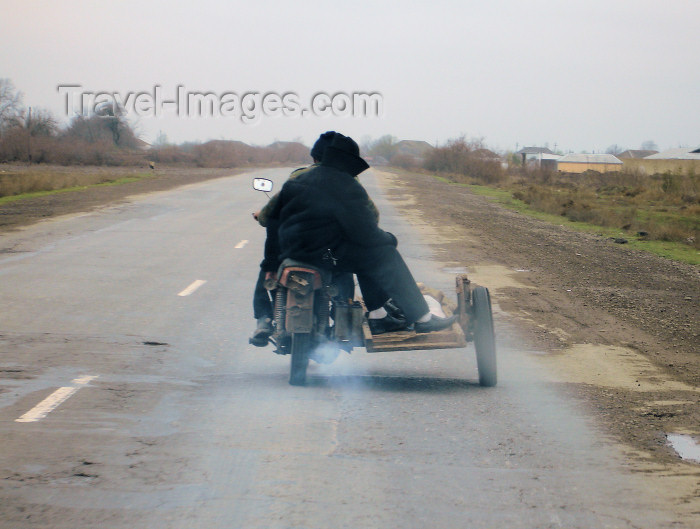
[289,332,311,386]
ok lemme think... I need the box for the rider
[249,155,322,346]
[249,132,391,346]
[265,132,456,334]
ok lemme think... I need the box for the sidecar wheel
[289,333,311,386]
[472,286,497,387]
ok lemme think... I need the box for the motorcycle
[252,177,497,387]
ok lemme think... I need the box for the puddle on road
[537,343,700,393]
[667,434,700,464]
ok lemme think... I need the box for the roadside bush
[392,153,420,170]
[148,145,196,164]
[424,137,505,185]
[190,140,310,168]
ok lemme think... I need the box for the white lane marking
[234,239,249,249]
[16,375,99,423]
[178,279,207,297]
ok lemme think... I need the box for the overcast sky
[2,0,698,152]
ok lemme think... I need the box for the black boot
[368,314,409,335]
[249,317,273,347]
[384,298,407,320]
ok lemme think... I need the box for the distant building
[516,146,554,167]
[617,149,658,159]
[394,140,434,157]
[622,147,700,174]
[557,153,623,173]
[134,138,151,151]
[392,140,434,165]
[644,147,700,160]
[538,153,562,171]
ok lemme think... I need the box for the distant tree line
[0,78,143,165]
[148,140,311,168]
[362,134,506,184]
[0,78,311,167]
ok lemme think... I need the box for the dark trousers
[341,244,428,323]
[253,268,274,320]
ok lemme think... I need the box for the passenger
[266,132,456,334]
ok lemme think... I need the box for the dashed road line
[234,239,249,249]
[15,375,99,423]
[178,279,207,296]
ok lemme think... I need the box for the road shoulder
[373,167,700,522]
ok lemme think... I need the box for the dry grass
[420,153,699,249]
[508,169,700,248]
[0,164,152,199]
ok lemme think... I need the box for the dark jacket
[256,164,317,228]
[267,142,394,269]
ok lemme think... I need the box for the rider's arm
[256,192,280,227]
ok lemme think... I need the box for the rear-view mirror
[253,178,273,193]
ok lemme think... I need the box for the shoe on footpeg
[414,314,457,334]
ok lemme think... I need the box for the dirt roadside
[0,166,237,231]
[374,168,699,517]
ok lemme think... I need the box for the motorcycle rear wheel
[289,332,311,386]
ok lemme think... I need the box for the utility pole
[27,106,32,165]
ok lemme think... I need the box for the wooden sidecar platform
[358,273,497,387]
[362,280,467,353]
[364,323,466,352]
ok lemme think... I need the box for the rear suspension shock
[273,287,287,337]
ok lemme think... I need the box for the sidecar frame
[360,274,497,386]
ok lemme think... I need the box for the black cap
[310,131,336,161]
[322,133,370,176]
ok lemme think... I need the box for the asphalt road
[0,168,683,528]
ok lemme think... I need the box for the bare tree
[641,140,658,151]
[0,78,24,136]
[63,102,139,148]
[367,134,398,160]
[24,107,58,137]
